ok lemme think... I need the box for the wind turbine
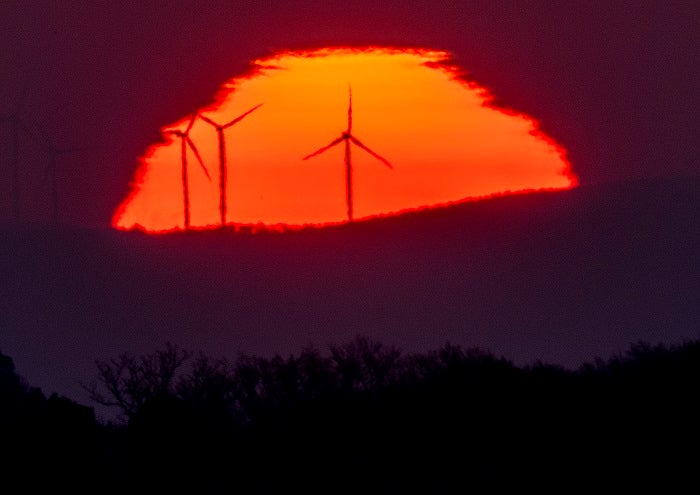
[199,103,263,227]
[302,87,392,222]
[164,114,211,231]
[2,81,33,223]
[33,124,85,225]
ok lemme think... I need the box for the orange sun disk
[113,47,577,233]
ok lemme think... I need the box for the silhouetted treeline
[2,337,700,493]
[0,349,121,493]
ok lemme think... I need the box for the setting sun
[113,47,577,232]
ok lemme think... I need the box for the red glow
[113,47,577,232]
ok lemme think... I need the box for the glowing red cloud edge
[112,47,577,233]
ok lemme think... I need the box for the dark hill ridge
[1,176,698,414]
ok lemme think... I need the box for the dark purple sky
[1,1,697,227]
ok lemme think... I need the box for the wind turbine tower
[2,83,33,223]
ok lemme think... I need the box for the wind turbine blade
[185,113,198,133]
[199,114,219,127]
[347,86,352,133]
[186,137,211,180]
[349,136,393,168]
[57,146,87,155]
[31,122,50,145]
[19,120,46,149]
[222,103,263,129]
[302,136,345,160]
[14,73,32,114]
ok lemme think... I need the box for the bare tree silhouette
[83,343,191,421]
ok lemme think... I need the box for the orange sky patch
[113,47,577,232]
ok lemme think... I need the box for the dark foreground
[2,337,699,494]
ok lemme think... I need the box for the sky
[1,1,697,228]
